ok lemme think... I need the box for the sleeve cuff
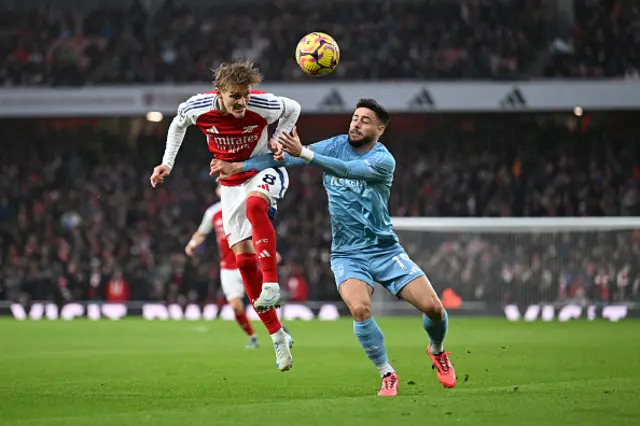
[299,146,314,163]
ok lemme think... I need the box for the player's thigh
[246,167,289,215]
[397,275,444,317]
[371,245,426,297]
[332,256,374,320]
[339,279,374,321]
[221,184,253,249]
[220,268,246,301]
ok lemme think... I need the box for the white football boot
[274,331,294,372]
[254,283,281,313]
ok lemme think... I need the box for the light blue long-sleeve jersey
[241,134,399,254]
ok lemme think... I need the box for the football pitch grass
[1,317,639,426]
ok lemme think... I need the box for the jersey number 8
[263,174,277,185]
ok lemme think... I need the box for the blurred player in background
[211,99,455,396]
[185,185,289,350]
[185,185,259,349]
[150,60,300,372]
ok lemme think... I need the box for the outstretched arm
[278,127,395,182]
[210,136,336,178]
[306,151,394,182]
[161,116,189,171]
[241,151,309,173]
[210,153,307,178]
[150,95,204,187]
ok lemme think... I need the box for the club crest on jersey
[242,125,258,133]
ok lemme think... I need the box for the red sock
[235,311,254,336]
[258,309,282,335]
[235,253,282,334]
[246,196,279,283]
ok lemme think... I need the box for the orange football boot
[378,372,399,397]
[427,346,456,388]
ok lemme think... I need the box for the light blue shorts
[330,243,425,296]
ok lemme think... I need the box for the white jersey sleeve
[161,93,217,170]
[247,92,301,139]
[196,202,221,235]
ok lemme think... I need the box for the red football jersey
[197,202,237,269]
[175,90,286,186]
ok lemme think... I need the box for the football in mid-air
[295,32,340,76]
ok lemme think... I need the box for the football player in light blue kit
[210,99,456,396]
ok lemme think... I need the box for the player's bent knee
[423,299,445,320]
[349,303,372,322]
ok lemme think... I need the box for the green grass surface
[1,317,639,426]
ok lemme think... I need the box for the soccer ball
[295,32,340,76]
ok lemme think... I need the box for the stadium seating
[1,0,621,84]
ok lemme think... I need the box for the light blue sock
[354,317,393,375]
[422,310,448,352]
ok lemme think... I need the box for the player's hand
[276,251,282,265]
[150,165,171,188]
[185,244,196,257]
[269,139,285,163]
[278,126,303,157]
[210,159,240,180]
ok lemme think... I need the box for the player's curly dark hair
[213,60,264,92]
[356,98,390,127]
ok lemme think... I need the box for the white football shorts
[221,167,289,247]
[220,268,245,301]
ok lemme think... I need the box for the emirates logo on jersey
[209,134,259,153]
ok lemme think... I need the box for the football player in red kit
[185,188,259,349]
[150,60,299,371]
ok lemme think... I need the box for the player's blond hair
[213,60,263,92]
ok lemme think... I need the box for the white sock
[270,327,286,342]
[376,363,395,377]
[431,342,444,354]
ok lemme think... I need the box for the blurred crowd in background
[400,230,640,308]
[1,0,639,308]
[1,0,638,85]
[1,113,639,305]
[545,0,640,79]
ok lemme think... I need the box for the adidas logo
[318,89,345,109]
[258,250,272,259]
[499,87,527,109]
[408,88,435,109]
